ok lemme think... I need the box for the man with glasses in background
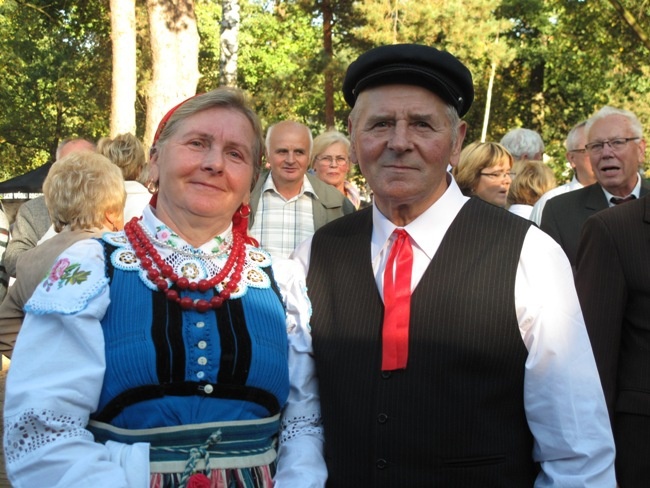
[249,120,355,259]
[529,121,597,225]
[540,106,650,269]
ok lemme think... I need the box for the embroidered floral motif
[43,259,91,291]
[155,226,175,246]
[212,237,229,255]
[155,224,228,256]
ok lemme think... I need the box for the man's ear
[347,117,358,164]
[449,121,468,167]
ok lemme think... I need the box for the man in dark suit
[541,106,649,268]
[292,43,614,487]
[575,194,650,488]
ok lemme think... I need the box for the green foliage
[0,0,111,177]
[2,0,650,185]
[196,0,222,91]
[238,1,323,129]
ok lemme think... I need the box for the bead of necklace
[123,217,246,312]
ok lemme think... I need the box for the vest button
[203,384,214,394]
[377,413,388,424]
[381,371,392,379]
[376,458,387,469]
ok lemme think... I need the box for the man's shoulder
[307,173,337,195]
[314,205,371,235]
[19,196,47,214]
[251,171,270,195]
[307,173,354,207]
[544,184,596,210]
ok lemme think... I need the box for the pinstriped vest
[307,198,538,487]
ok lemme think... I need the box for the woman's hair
[453,141,514,196]
[97,133,146,181]
[507,161,556,206]
[43,151,126,232]
[311,130,350,168]
[152,87,264,188]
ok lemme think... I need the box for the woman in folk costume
[3,88,326,488]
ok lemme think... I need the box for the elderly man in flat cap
[291,44,614,487]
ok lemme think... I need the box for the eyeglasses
[316,155,348,166]
[584,137,640,154]
[568,148,586,154]
[479,171,516,180]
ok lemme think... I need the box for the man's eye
[372,121,389,129]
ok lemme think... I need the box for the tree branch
[607,0,650,52]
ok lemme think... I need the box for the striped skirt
[88,415,280,488]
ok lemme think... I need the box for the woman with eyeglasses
[452,141,515,208]
[311,131,361,209]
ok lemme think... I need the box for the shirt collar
[263,173,317,199]
[601,173,641,203]
[142,205,232,253]
[371,174,468,261]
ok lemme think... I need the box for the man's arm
[574,213,624,415]
[517,226,615,487]
[4,201,49,277]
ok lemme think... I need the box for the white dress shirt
[529,176,584,225]
[292,176,615,487]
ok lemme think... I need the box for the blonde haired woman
[97,132,151,221]
[507,161,556,220]
[0,151,126,357]
[312,130,361,209]
[453,141,515,207]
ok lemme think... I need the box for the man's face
[348,84,466,219]
[587,114,645,196]
[267,122,311,188]
[566,126,595,185]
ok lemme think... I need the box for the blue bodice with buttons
[92,238,290,430]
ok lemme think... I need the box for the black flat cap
[342,44,474,117]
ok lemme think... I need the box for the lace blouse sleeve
[271,258,327,487]
[3,239,148,488]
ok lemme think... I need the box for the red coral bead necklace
[123,217,246,312]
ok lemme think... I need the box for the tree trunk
[144,0,201,147]
[219,0,240,87]
[109,0,137,136]
[322,0,334,129]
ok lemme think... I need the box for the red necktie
[382,229,413,371]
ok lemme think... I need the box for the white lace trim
[4,408,92,464]
[103,231,273,299]
[279,411,323,444]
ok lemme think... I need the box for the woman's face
[313,141,350,190]
[149,106,255,231]
[473,158,512,207]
